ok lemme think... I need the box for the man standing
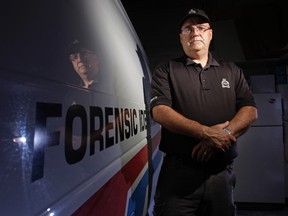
[150,8,257,216]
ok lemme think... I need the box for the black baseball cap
[179,8,210,28]
[66,39,96,55]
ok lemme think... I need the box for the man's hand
[203,121,236,152]
[191,141,217,162]
[192,121,237,162]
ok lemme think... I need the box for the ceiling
[121,0,287,72]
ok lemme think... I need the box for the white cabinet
[234,127,285,203]
[234,93,285,204]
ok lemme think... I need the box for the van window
[0,0,113,93]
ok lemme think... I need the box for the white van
[0,0,162,215]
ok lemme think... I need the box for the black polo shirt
[150,53,256,163]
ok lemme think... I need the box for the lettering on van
[31,102,147,182]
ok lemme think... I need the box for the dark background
[121,0,287,78]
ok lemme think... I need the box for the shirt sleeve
[233,63,257,110]
[150,61,172,112]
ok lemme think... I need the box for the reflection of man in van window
[66,40,99,88]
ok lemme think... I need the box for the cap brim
[66,40,96,55]
[179,14,210,28]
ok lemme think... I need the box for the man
[67,39,100,88]
[150,8,258,216]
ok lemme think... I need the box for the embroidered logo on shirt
[221,78,230,88]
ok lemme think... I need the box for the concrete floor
[237,202,288,216]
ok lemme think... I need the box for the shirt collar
[184,52,220,68]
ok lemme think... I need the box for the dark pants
[153,155,236,216]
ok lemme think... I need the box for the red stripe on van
[73,145,148,216]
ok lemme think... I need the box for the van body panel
[0,0,162,215]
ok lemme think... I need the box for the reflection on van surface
[0,0,162,215]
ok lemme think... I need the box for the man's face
[70,49,99,81]
[179,17,212,55]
